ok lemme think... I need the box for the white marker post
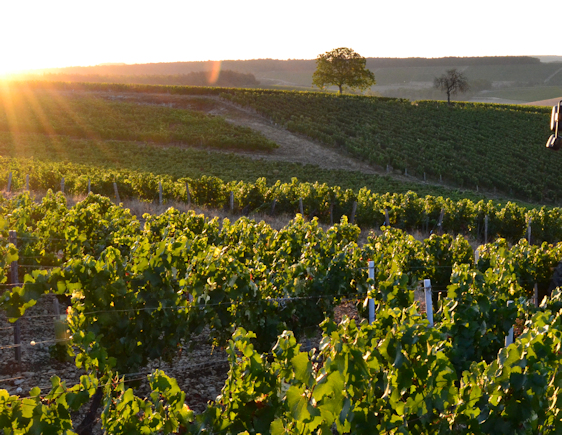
[424,279,434,327]
[368,261,375,324]
[185,182,191,206]
[505,300,514,346]
[113,182,121,204]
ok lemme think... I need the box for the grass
[0,87,277,151]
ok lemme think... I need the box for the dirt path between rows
[204,96,381,173]
[96,91,420,179]
[104,92,381,172]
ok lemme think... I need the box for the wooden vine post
[185,182,191,206]
[9,230,21,364]
[113,182,121,204]
[350,201,357,224]
[368,261,375,324]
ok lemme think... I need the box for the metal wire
[0,337,69,350]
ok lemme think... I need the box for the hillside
[26,56,562,103]
[0,82,501,207]
[222,90,555,203]
[0,81,557,206]
[37,56,540,77]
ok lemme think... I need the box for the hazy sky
[1,0,559,74]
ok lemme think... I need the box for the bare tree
[434,69,469,104]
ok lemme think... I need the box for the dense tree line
[24,70,260,87]
[35,56,543,77]
[365,56,540,68]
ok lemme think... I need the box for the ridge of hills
[21,55,562,103]
[37,56,541,75]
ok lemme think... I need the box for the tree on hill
[434,69,470,104]
[312,47,376,95]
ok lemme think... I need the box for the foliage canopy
[312,47,376,94]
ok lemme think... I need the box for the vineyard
[2,80,562,433]
[0,132,492,202]
[1,192,562,433]
[3,157,562,245]
[0,82,508,204]
[220,90,559,203]
[3,81,560,204]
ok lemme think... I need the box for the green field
[0,87,277,151]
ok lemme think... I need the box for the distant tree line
[365,56,540,68]
[37,56,543,78]
[25,70,260,87]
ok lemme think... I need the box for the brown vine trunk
[76,387,103,435]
